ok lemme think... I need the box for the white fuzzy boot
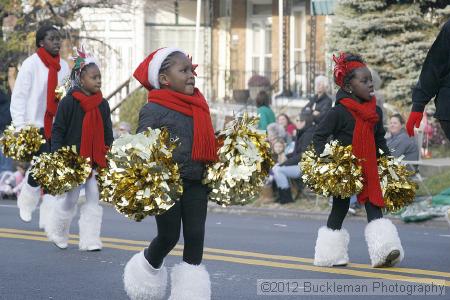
[168,262,211,300]
[313,226,350,267]
[365,218,404,267]
[17,181,40,222]
[39,194,56,230]
[45,202,76,249]
[123,250,168,300]
[78,204,103,251]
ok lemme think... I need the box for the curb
[207,203,450,228]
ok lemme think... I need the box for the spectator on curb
[271,138,287,165]
[256,91,276,131]
[272,111,316,204]
[386,114,419,162]
[114,121,132,139]
[267,122,287,145]
[277,113,296,138]
[303,75,332,125]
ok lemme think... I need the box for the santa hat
[134,47,186,90]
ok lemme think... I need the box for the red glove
[406,112,423,137]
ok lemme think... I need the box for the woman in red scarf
[44,48,113,252]
[312,53,404,268]
[123,48,216,300]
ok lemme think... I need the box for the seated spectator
[302,75,332,125]
[256,91,276,131]
[114,121,132,139]
[267,123,288,145]
[0,162,26,199]
[277,113,296,139]
[386,114,419,161]
[272,111,316,204]
[271,138,287,165]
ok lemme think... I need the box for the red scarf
[36,47,61,139]
[147,88,218,162]
[72,91,107,168]
[340,97,384,207]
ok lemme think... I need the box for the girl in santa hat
[45,47,113,251]
[123,47,217,300]
[10,25,70,229]
[312,53,404,268]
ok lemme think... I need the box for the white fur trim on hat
[84,56,101,69]
[148,47,186,89]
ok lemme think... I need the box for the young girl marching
[10,25,70,227]
[123,48,217,300]
[45,48,113,251]
[312,53,404,268]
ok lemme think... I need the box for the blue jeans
[0,148,13,173]
[272,165,301,189]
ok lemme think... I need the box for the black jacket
[51,90,114,153]
[137,102,205,180]
[412,20,450,120]
[281,124,316,166]
[0,90,12,133]
[313,89,390,156]
[303,93,333,124]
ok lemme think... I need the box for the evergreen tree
[328,0,449,110]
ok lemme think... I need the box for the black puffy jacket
[412,20,450,120]
[136,102,205,180]
[51,90,114,153]
[313,89,390,156]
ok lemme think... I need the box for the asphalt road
[0,199,449,300]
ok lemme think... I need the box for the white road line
[0,204,17,208]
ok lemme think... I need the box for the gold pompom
[98,128,182,222]
[300,141,364,198]
[30,146,92,195]
[203,113,274,206]
[0,125,45,162]
[55,76,71,101]
[378,155,417,212]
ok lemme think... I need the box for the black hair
[69,63,98,90]
[391,113,405,125]
[79,63,98,78]
[159,51,185,75]
[341,53,365,88]
[256,90,271,107]
[298,111,314,127]
[35,25,59,48]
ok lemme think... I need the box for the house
[75,0,335,118]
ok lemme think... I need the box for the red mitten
[406,112,423,137]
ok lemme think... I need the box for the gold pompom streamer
[378,154,417,212]
[98,128,182,222]
[30,146,92,195]
[300,141,363,198]
[203,113,274,206]
[0,125,45,162]
[55,76,71,101]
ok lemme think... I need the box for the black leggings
[28,130,50,188]
[145,179,208,268]
[327,196,383,230]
